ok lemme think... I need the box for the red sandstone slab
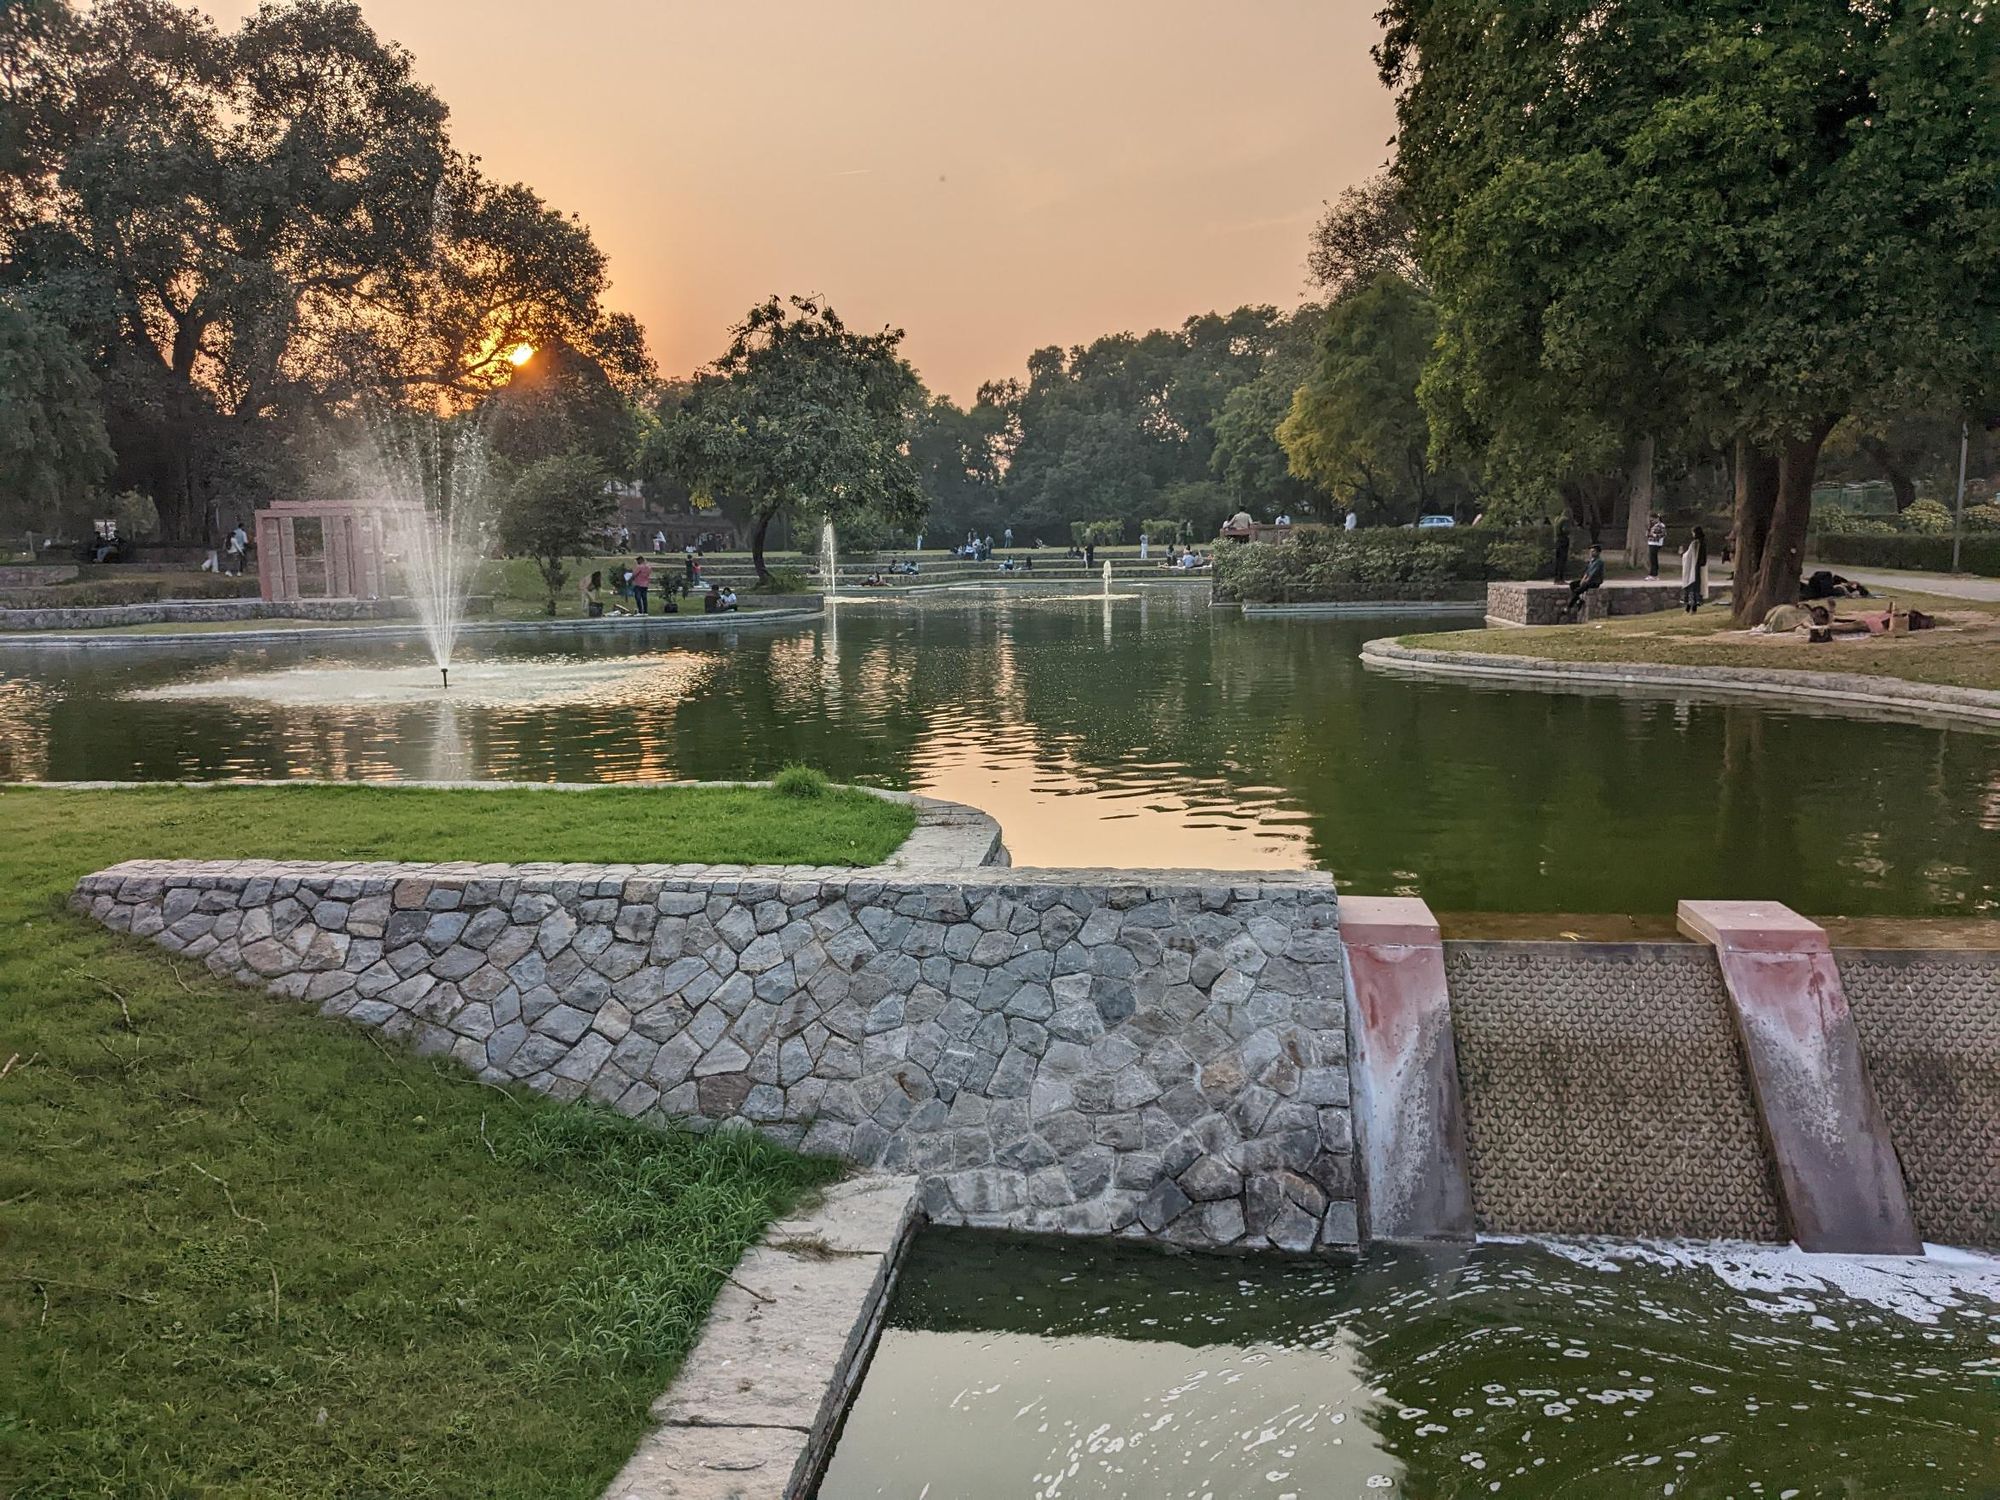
[1676,900,1920,1256]
[1341,894,1473,1243]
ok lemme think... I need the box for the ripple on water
[818,1232,2000,1499]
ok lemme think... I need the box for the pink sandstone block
[1340,895,1473,1243]
[1678,900,1920,1255]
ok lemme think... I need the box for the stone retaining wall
[1485,579,1729,626]
[0,596,416,631]
[74,859,1356,1254]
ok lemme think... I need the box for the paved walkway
[1806,563,2000,603]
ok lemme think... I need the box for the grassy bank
[0,784,911,1496]
[1400,588,2000,694]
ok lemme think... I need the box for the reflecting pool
[818,1229,2000,1499]
[3,589,1996,914]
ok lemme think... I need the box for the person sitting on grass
[1565,545,1606,620]
[580,570,605,618]
[718,586,739,611]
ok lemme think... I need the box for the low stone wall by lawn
[0,596,414,632]
[1486,579,1731,626]
[74,859,1356,1255]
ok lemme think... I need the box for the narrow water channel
[818,1229,2000,1499]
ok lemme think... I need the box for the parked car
[1416,514,1457,530]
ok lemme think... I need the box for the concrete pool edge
[0,603,824,650]
[602,1175,922,1500]
[1361,636,2000,727]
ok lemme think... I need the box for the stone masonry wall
[74,860,1355,1254]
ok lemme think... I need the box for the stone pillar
[1678,899,1920,1255]
[324,512,353,597]
[1340,895,1474,1243]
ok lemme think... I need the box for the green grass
[1400,587,2000,693]
[0,785,911,1496]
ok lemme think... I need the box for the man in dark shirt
[1565,545,1605,620]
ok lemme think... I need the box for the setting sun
[506,343,534,366]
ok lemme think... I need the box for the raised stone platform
[1486,578,1729,627]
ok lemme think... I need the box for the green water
[818,1229,2000,1499]
[2,589,1995,914]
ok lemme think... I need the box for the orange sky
[198,1,1395,399]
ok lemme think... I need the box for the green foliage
[496,452,615,614]
[909,394,1005,541]
[649,297,923,579]
[0,296,109,532]
[995,306,1318,539]
[1211,528,1519,603]
[1899,499,1955,535]
[109,488,157,542]
[487,339,642,474]
[1069,518,1126,546]
[1483,539,1547,581]
[1379,0,2000,617]
[1279,274,1470,524]
[758,566,811,594]
[1812,533,2000,577]
[772,763,830,799]
[4,2,650,539]
[1962,504,2000,535]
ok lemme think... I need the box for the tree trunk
[1730,437,1780,623]
[1858,435,1917,512]
[750,508,774,583]
[1740,421,1837,624]
[1622,435,1656,568]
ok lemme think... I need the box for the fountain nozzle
[440,665,449,690]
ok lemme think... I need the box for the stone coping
[1362,636,2000,727]
[0,602,822,650]
[603,1175,920,1500]
[26,780,1008,873]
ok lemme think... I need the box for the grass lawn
[0,784,918,1496]
[1400,587,2000,694]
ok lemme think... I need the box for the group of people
[1558,521,1711,620]
[580,555,736,618]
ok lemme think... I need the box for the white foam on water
[1489,1235,2000,1327]
[127,652,718,709]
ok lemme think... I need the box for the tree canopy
[1380,0,2000,618]
[649,296,925,579]
[1,0,649,541]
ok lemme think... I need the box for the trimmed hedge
[1811,533,2000,577]
[1212,527,1551,603]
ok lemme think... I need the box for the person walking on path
[1679,526,1708,613]
[226,521,249,575]
[1646,516,1666,578]
[1552,517,1572,582]
[631,556,652,615]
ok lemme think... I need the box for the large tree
[2,0,649,540]
[1379,0,2000,620]
[650,296,925,581]
[1279,273,1472,523]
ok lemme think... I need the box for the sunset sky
[197,1,1396,399]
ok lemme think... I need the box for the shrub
[1484,539,1547,579]
[758,566,811,593]
[1961,503,2000,533]
[1069,519,1125,546]
[0,574,260,609]
[772,763,829,798]
[1811,532,2000,576]
[1900,498,1955,534]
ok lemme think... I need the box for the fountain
[1102,559,1112,597]
[820,515,840,599]
[355,413,498,689]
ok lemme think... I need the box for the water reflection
[818,1230,2000,1499]
[2,593,1996,914]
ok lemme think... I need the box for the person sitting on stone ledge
[1564,545,1605,620]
